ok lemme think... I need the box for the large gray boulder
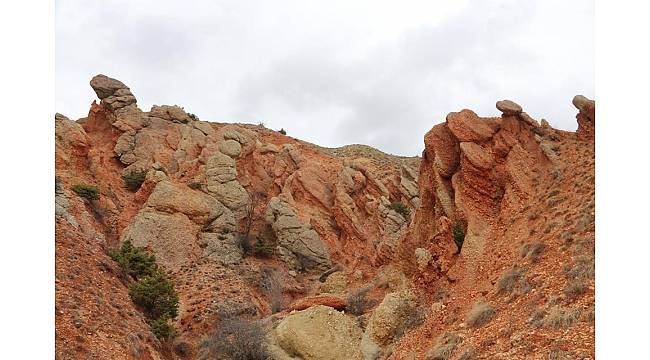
[205,152,250,215]
[265,197,331,270]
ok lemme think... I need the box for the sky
[55,0,594,156]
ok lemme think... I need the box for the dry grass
[458,347,478,360]
[425,333,464,360]
[544,306,582,329]
[497,267,531,295]
[346,286,378,316]
[520,241,545,263]
[466,302,496,327]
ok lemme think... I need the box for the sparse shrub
[129,271,179,320]
[545,306,582,329]
[278,128,286,135]
[123,170,147,192]
[188,113,199,121]
[497,267,531,295]
[346,286,378,316]
[425,333,463,360]
[452,222,465,253]
[110,240,158,280]
[253,234,274,257]
[529,308,546,328]
[260,267,283,313]
[149,318,177,341]
[466,302,495,327]
[72,184,99,200]
[458,347,478,360]
[389,201,411,220]
[198,317,269,360]
[520,241,545,263]
[395,304,426,339]
[563,280,587,301]
[235,233,254,256]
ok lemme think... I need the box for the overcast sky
[56,0,593,156]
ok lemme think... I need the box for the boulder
[205,152,250,214]
[146,181,228,224]
[149,105,192,123]
[265,197,332,270]
[496,100,523,116]
[446,109,495,143]
[89,74,137,111]
[219,139,242,158]
[361,290,417,360]
[319,271,348,295]
[273,305,363,360]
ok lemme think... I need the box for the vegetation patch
[198,317,269,360]
[466,302,496,327]
[122,169,147,192]
[544,306,582,329]
[458,347,478,360]
[112,241,179,341]
[497,267,531,295]
[425,333,463,360]
[389,201,411,220]
[520,241,545,263]
[452,222,466,253]
[72,184,100,200]
[278,128,286,135]
[110,240,157,280]
[346,286,378,316]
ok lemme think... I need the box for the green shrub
[389,202,411,220]
[122,170,147,191]
[149,318,177,341]
[278,128,286,135]
[253,234,274,257]
[188,113,199,121]
[129,271,179,320]
[110,240,158,280]
[72,184,100,200]
[452,222,465,253]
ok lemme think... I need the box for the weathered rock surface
[90,74,137,111]
[271,305,363,360]
[496,99,523,115]
[265,197,332,270]
[361,290,417,360]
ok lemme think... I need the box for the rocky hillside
[55,75,594,359]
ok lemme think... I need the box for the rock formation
[55,75,595,360]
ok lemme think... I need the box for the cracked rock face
[205,151,250,216]
[265,197,331,270]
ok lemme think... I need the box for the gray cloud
[56,0,593,156]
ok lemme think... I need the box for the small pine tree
[122,170,147,192]
[253,234,274,257]
[129,270,179,320]
[453,222,465,254]
[110,240,158,280]
[149,318,177,341]
[278,128,286,135]
[72,184,100,200]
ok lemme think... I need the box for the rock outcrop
[265,196,332,270]
[270,305,363,360]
